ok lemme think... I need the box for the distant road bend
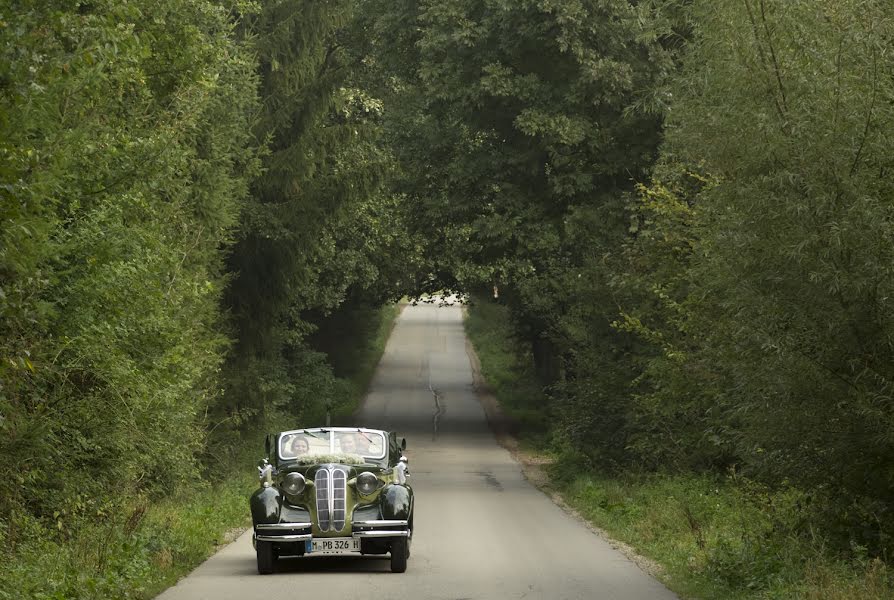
[157,301,678,600]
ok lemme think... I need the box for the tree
[646,0,894,548]
[368,0,671,464]
[0,0,260,519]
[221,0,413,430]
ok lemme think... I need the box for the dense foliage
[624,0,894,551]
[1,0,259,524]
[215,0,422,440]
[366,2,671,467]
[366,0,670,460]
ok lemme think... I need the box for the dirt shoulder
[464,336,667,581]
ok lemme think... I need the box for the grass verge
[338,302,401,416]
[463,297,892,600]
[0,470,256,600]
[463,297,550,448]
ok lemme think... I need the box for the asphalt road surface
[157,301,678,600]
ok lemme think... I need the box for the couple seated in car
[287,432,377,457]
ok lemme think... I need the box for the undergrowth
[547,464,893,599]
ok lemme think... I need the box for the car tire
[390,537,408,573]
[257,540,276,575]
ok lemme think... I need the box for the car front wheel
[390,537,408,573]
[256,540,276,574]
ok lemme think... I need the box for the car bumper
[352,519,411,538]
[254,520,410,543]
[255,521,313,542]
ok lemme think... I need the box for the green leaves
[371,0,894,555]
[609,0,894,550]
[372,0,667,299]
[219,0,414,431]
[0,0,260,520]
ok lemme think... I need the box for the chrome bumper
[255,522,313,542]
[257,533,313,542]
[254,519,410,544]
[352,519,410,538]
[352,530,410,538]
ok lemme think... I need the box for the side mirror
[400,438,407,451]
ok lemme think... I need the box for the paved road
[157,302,677,600]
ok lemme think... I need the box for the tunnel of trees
[2,0,894,594]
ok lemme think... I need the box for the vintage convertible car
[250,427,413,574]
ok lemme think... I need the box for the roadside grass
[549,468,893,600]
[463,298,893,600]
[463,296,550,448]
[0,471,255,600]
[1,303,400,600]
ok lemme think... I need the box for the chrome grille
[332,468,347,531]
[315,470,330,531]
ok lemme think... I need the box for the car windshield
[279,429,387,461]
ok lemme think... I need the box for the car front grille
[332,468,347,531]
[315,470,330,531]
[314,467,348,532]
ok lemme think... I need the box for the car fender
[250,486,281,525]
[381,483,413,520]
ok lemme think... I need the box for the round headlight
[282,472,306,496]
[356,471,379,496]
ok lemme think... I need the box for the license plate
[306,537,360,554]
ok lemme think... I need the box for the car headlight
[282,472,306,496]
[356,471,379,495]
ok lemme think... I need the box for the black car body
[250,427,413,573]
